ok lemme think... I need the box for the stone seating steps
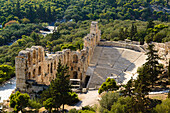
[120,49,142,62]
[87,46,146,88]
[88,67,122,88]
[90,46,103,65]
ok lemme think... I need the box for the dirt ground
[147,93,168,100]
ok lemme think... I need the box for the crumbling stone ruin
[15,21,170,94]
[15,21,101,93]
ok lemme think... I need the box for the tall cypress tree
[145,44,163,87]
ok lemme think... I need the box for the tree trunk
[62,104,64,113]
[49,108,52,113]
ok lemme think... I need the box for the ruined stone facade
[15,21,170,93]
[15,21,101,92]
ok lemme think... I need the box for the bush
[99,92,119,111]
[28,99,42,110]
[69,108,78,113]
[153,98,170,113]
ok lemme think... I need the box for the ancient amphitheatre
[15,21,170,94]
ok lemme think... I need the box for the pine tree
[135,65,151,96]
[41,60,79,113]
[145,44,163,87]
[124,78,133,97]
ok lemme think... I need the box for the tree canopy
[10,91,30,113]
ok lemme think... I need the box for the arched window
[38,66,41,75]
[28,53,31,65]
[54,61,56,69]
[48,64,49,73]
[73,55,78,63]
[73,71,78,79]
[33,51,36,65]
[38,48,41,62]
[33,69,35,78]
[51,63,53,73]
[28,72,31,79]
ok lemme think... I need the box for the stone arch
[28,72,31,79]
[33,69,35,78]
[73,54,78,63]
[73,71,78,79]
[48,64,49,73]
[33,50,36,65]
[38,66,41,75]
[54,61,56,69]
[38,48,41,62]
[51,63,53,73]
[64,55,66,64]
[28,53,31,65]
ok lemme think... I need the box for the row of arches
[27,66,42,79]
[32,49,43,65]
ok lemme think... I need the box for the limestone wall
[98,41,145,52]
[15,21,101,92]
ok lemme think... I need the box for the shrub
[99,92,119,111]
[154,98,170,113]
[28,99,42,110]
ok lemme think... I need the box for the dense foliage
[0,64,15,84]
[99,19,170,43]
[0,23,43,46]
[10,91,30,113]
[0,20,90,66]
[0,0,170,26]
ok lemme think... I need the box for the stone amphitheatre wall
[15,21,101,93]
[99,40,170,66]
[98,40,145,52]
[15,21,170,93]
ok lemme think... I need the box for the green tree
[43,98,54,113]
[118,28,125,40]
[154,98,170,113]
[145,44,163,87]
[111,96,134,113]
[30,32,40,45]
[41,60,79,113]
[46,41,53,53]
[124,78,133,96]
[134,65,151,96]
[10,91,30,113]
[147,20,155,29]
[130,23,137,40]
[98,78,119,94]
[0,65,14,78]
[99,92,119,111]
